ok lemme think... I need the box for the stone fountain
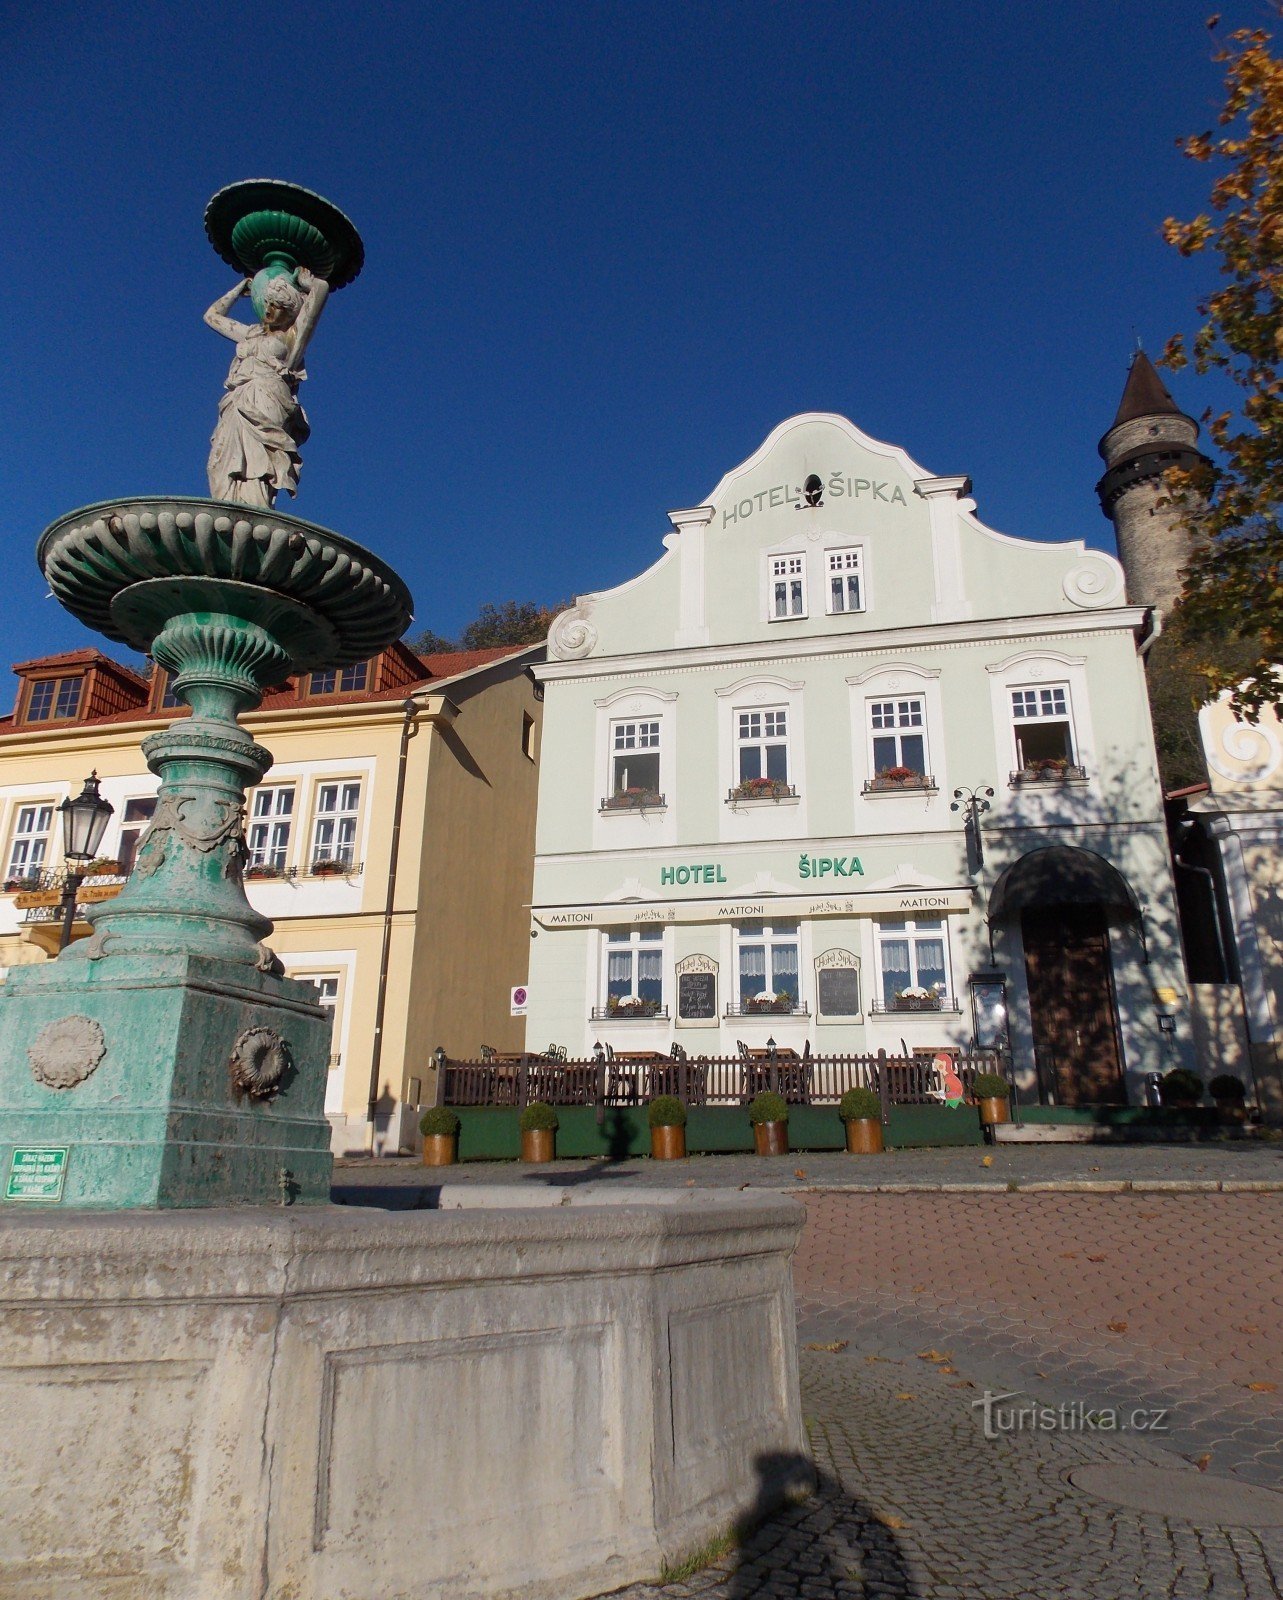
[0,183,807,1600]
[0,181,412,1207]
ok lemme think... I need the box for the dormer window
[308,662,370,696]
[26,676,82,722]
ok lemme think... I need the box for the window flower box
[891,987,944,1012]
[4,875,42,894]
[245,863,285,880]
[1011,760,1086,785]
[727,778,797,804]
[605,995,663,1018]
[600,788,665,812]
[864,768,936,793]
[310,858,353,877]
[83,859,121,877]
[745,990,798,1015]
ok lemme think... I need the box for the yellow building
[0,639,543,1152]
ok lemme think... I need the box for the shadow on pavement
[723,1450,917,1599]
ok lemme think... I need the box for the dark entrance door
[1022,905,1125,1106]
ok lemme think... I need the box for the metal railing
[862,774,938,794]
[589,1004,670,1022]
[868,997,963,1015]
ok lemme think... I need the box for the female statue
[203,268,329,508]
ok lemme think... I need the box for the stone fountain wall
[0,1195,808,1600]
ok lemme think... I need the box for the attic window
[308,662,370,696]
[27,676,82,722]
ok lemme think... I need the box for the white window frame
[735,706,790,787]
[734,921,802,1011]
[868,695,929,778]
[825,546,865,615]
[601,926,665,1014]
[1010,682,1078,770]
[247,784,296,871]
[302,972,342,1067]
[768,553,807,621]
[608,718,663,801]
[117,797,157,876]
[874,917,953,1008]
[310,779,363,870]
[5,803,55,882]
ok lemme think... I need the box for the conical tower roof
[1110,350,1184,429]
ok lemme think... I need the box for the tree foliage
[410,598,566,656]
[1162,11,1283,717]
[1144,604,1262,791]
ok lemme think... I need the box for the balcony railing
[243,859,365,881]
[1009,764,1087,786]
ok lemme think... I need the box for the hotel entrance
[990,846,1140,1107]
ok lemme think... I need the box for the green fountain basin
[204,179,364,289]
[39,497,414,670]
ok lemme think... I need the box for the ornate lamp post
[0,182,413,1209]
[55,774,114,952]
[951,785,994,872]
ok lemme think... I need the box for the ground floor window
[737,921,800,1008]
[875,917,950,1008]
[603,927,664,1016]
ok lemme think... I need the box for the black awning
[988,845,1142,922]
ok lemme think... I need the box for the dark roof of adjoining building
[1110,350,1186,429]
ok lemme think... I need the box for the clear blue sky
[1,1,1240,667]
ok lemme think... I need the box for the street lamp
[55,773,114,952]
[950,785,994,871]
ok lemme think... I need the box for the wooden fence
[437,1050,1006,1113]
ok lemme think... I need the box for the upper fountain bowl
[39,497,414,669]
[204,180,364,290]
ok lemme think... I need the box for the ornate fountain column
[0,186,413,1208]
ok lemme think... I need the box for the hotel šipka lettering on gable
[523,412,1196,1102]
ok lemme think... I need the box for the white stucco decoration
[29,1015,107,1091]
[845,662,941,687]
[1062,558,1124,608]
[1205,716,1282,785]
[548,605,598,660]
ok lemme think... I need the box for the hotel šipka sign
[721,469,909,527]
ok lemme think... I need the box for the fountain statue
[0,181,412,1207]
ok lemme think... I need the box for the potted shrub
[839,1086,883,1154]
[1160,1067,1204,1110]
[419,1106,460,1167]
[747,1090,789,1156]
[971,1071,1010,1126]
[1209,1073,1248,1122]
[647,1094,687,1160]
[519,1100,558,1162]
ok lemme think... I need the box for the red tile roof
[0,642,538,738]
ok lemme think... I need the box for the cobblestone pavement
[333,1139,1283,1204]
[793,1192,1283,1492]
[606,1349,1283,1599]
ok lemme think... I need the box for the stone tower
[1096,350,1209,615]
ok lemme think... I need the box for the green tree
[458,600,563,649]
[1144,605,1262,791]
[409,598,567,657]
[1162,11,1283,718]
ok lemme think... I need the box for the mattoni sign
[534,885,973,929]
[721,470,909,527]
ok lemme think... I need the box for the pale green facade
[527,414,1195,1103]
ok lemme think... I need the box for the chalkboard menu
[818,966,860,1017]
[678,970,717,1020]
